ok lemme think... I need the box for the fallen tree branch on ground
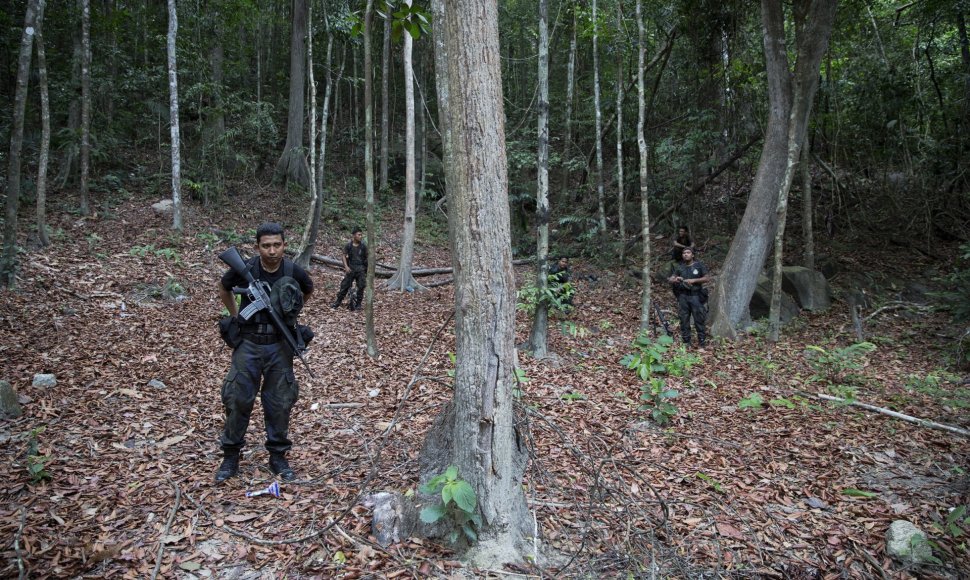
[310,254,533,279]
[815,393,970,437]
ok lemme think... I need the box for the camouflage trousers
[220,339,299,454]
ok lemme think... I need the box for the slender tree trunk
[208,43,226,149]
[79,0,92,215]
[560,9,577,201]
[298,33,338,269]
[421,0,530,564]
[380,7,391,191]
[302,0,318,266]
[364,0,379,357]
[56,4,81,189]
[166,0,183,231]
[615,1,625,265]
[431,0,452,231]
[274,0,310,188]
[592,0,607,234]
[526,0,551,357]
[801,141,814,270]
[636,0,651,330]
[709,0,837,339]
[1,0,40,287]
[35,0,51,248]
[387,2,423,292]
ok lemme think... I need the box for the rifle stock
[219,247,315,378]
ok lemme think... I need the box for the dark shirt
[221,258,313,314]
[344,242,368,271]
[549,264,570,285]
[672,234,693,262]
[671,260,707,293]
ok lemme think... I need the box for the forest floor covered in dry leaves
[0,185,968,579]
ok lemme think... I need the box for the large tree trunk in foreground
[1,0,41,287]
[525,0,551,357]
[274,0,310,188]
[708,0,837,339]
[421,0,531,565]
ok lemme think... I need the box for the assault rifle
[653,301,673,337]
[219,247,314,377]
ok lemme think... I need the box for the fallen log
[816,393,970,437]
[310,254,533,279]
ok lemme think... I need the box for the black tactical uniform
[218,258,312,480]
[333,241,367,310]
[671,260,708,346]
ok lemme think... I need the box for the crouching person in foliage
[549,256,574,308]
[332,227,368,311]
[668,247,709,347]
[215,223,313,483]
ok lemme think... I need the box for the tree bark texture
[427,0,531,564]
[35,0,51,248]
[274,0,310,188]
[615,1,625,266]
[387,2,422,292]
[526,0,551,357]
[800,142,814,271]
[79,0,92,215]
[559,10,577,203]
[1,0,41,287]
[364,0,379,358]
[592,0,607,234]
[709,0,837,340]
[167,0,183,231]
[297,34,337,269]
[430,0,453,248]
[636,0,651,331]
[380,8,391,191]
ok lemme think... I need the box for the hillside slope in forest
[0,187,967,579]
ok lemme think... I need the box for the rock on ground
[885,520,933,564]
[32,374,57,388]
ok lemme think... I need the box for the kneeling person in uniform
[215,222,313,483]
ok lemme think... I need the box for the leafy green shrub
[621,334,689,425]
[26,427,52,483]
[419,465,481,544]
[738,393,764,410]
[516,274,574,316]
[804,341,876,393]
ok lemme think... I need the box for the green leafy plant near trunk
[419,465,481,544]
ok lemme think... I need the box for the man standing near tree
[215,222,313,483]
[332,227,368,311]
[668,247,710,347]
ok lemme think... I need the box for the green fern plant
[805,341,876,394]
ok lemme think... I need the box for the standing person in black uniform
[331,228,368,311]
[668,247,710,347]
[671,226,694,263]
[215,223,314,483]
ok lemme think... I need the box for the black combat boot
[331,300,341,309]
[214,452,240,483]
[269,453,296,482]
